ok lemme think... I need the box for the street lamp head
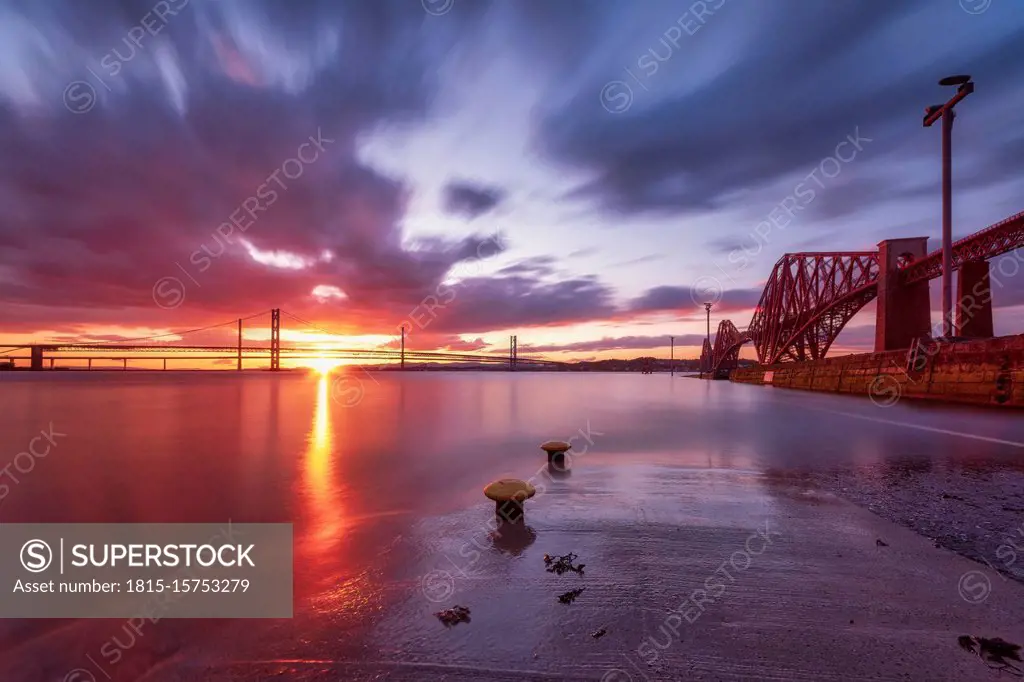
[703,302,713,312]
[939,75,971,87]
[923,103,945,127]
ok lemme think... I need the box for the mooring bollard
[484,478,536,524]
[540,440,571,469]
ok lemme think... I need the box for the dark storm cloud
[536,1,1024,215]
[443,180,506,218]
[0,0,508,331]
[405,274,620,335]
[802,178,898,223]
[0,0,649,338]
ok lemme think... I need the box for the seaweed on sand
[959,635,1024,677]
[543,552,585,575]
[557,587,585,604]
[435,605,471,627]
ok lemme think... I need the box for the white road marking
[811,408,1024,448]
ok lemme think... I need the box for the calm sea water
[1,371,1022,680]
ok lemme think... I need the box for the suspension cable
[0,310,271,354]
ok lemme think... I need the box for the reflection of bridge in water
[0,310,564,371]
[701,210,1024,377]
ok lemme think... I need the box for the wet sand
[814,461,1024,584]
[172,464,1024,681]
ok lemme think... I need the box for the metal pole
[941,108,954,338]
[670,336,674,376]
[705,303,712,344]
[925,76,972,335]
[401,326,405,370]
[270,308,280,371]
[237,318,242,371]
[704,303,713,379]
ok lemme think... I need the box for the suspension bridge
[0,309,564,371]
[700,209,1024,377]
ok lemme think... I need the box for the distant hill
[366,357,757,372]
[565,357,755,372]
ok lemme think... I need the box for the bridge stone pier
[956,260,994,338]
[874,237,931,352]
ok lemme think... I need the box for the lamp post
[670,335,674,376]
[703,302,713,378]
[924,74,974,339]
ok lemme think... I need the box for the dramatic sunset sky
[1,0,1022,364]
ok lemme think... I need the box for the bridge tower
[875,237,932,352]
[30,346,44,371]
[270,308,281,371]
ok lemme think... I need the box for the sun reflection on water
[301,376,381,614]
[303,376,345,554]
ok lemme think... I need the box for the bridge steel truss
[900,209,1024,286]
[701,209,1024,375]
[748,252,879,365]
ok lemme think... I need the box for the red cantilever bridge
[700,209,1024,376]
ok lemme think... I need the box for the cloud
[398,273,619,335]
[442,180,506,218]
[627,285,762,315]
[440,336,489,352]
[536,1,1024,216]
[1,0,1020,355]
[523,333,706,353]
[496,256,558,277]
[0,0,513,333]
[705,237,749,255]
[609,254,665,268]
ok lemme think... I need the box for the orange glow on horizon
[296,357,348,374]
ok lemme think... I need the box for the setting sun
[302,357,345,374]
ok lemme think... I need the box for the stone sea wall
[730,333,1024,408]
